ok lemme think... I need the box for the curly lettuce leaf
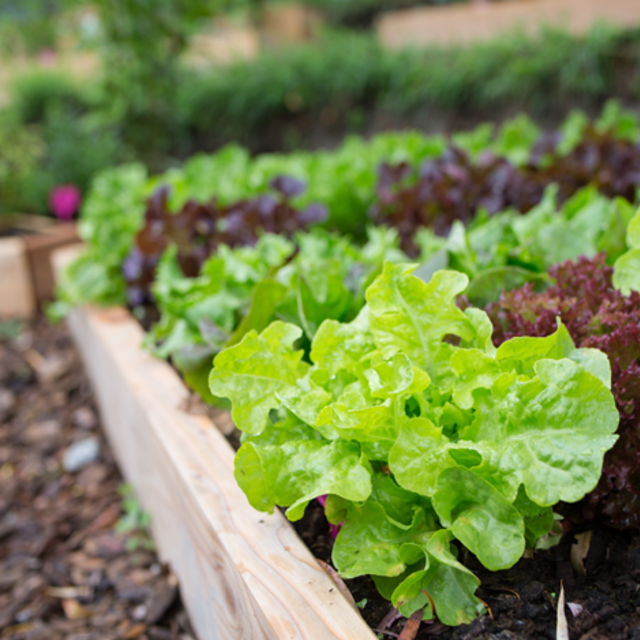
[366,264,475,380]
[209,322,309,434]
[613,208,640,295]
[334,499,482,625]
[391,530,483,625]
[235,438,371,521]
[432,467,525,570]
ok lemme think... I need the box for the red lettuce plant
[487,254,640,528]
[372,125,640,256]
[370,149,540,256]
[122,176,327,306]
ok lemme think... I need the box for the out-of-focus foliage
[72,0,247,162]
[372,107,640,255]
[3,75,122,215]
[0,110,45,216]
[10,71,89,124]
[0,70,123,216]
[176,27,640,157]
[0,0,62,55]
[49,163,148,318]
[4,24,640,193]
[51,129,436,313]
[122,175,327,305]
[299,0,461,28]
[53,105,640,313]
[613,209,640,295]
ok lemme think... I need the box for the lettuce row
[416,186,637,307]
[209,263,618,626]
[146,227,407,400]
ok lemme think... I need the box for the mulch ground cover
[0,317,198,640]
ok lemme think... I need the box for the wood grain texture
[377,0,640,49]
[0,237,35,318]
[66,304,377,640]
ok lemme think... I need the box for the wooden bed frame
[64,300,377,640]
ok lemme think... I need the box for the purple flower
[49,185,81,220]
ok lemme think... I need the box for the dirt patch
[293,495,640,639]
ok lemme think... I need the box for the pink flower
[49,185,81,220]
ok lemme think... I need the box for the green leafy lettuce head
[209,262,618,626]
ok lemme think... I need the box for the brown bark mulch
[0,317,198,640]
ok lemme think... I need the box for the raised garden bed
[51,110,640,637]
[0,215,79,319]
[62,299,377,640]
[377,0,640,48]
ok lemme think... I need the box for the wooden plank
[66,303,377,640]
[23,222,80,302]
[0,213,54,235]
[0,237,35,319]
[377,0,640,49]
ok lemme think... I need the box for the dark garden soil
[294,503,640,640]
[0,317,198,640]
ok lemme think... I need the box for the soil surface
[0,317,198,640]
[295,502,640,640]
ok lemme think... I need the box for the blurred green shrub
[0,0,62,55]
[11,71,90,124]
[1,85,122,216]
[0,110,45,216]
[299,0,462,28]
[22,104,122,213]
[84,0,244,165]
[175,26,640,153]
[176,31,384,145]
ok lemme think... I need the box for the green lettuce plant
[613,208,640,295]
[146,227,407,401]
[416,185,636,306]
[209,263,618,626]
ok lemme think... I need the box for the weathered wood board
[66,303,377,640]
[0,217,80,318]
[377,0,640,49]
[0,237,35,319]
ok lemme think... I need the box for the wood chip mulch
[0,317,198,640]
